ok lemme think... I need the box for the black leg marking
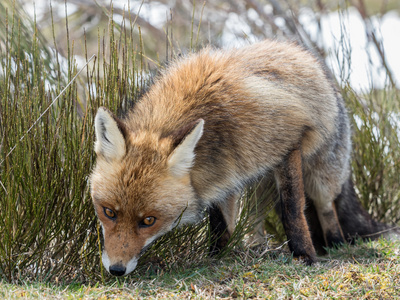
[208,204,230,256]
[278,149,317,265]
[304,195,326,255]
[321,209,345,248]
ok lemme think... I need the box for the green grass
[346,87,400,223]
[1,238,399,299]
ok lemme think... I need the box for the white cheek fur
[125,257,138,275]
[101,250,110,272]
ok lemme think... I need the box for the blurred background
[13,0,400,90]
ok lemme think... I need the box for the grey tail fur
[306,176,400,254]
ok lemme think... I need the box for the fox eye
[103,207,116,220]
[140,216,156,228]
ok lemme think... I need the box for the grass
[346,87,400,223]
[0,238,399,299]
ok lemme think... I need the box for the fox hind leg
[304,168,346,248]
[314,201,344,247]
[275,148,317,265]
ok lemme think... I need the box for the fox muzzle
[102,250,138,276]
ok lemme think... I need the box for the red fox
[90,40,398,276]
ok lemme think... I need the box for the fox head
[90,107,204,276]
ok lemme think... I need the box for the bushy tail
[334,177,400,242]
[306,177,400,254]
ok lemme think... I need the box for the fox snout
[101,250,138,277]
[109,264,126,277]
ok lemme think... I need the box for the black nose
[109,264,126,276]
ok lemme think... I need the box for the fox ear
[167,119,204,177]
[94,107,126,161]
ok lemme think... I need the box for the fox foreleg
[276,148,317,265]
[208,192,238,255]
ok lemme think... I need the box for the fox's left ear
[167,119,204,177]
[94,107,127,161]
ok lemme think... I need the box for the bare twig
[70,0,167,42]
[243,0,280,32]
[350,0,397,87]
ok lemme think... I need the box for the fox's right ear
[94,107,126,161]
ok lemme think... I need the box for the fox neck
[171,192,207,228]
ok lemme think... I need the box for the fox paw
[298,253,317,266]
